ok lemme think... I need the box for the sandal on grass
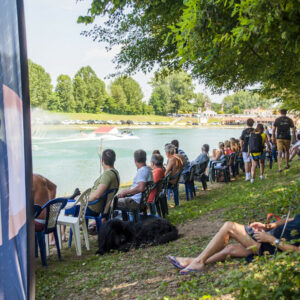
[166,255,184,269]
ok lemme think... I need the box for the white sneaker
[250,178,254,184]
[260,175,265,180]
[245,176,250,181]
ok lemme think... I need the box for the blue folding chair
[35,198,68,266]
[167,170,183,206]
[85,188,119,233]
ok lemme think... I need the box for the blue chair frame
[85,188,119,232]
[167,170,182,206]
[35,198,68,267]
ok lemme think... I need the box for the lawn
[35,161,300,299]
[52,112,174,123]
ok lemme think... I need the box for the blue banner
[0,0,30,299]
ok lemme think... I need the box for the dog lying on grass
[96,217,178,255]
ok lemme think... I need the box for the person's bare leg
[180,222,259,272]
[205,244,253,265]
[289,149,297,161]
[251,160,257,179]
[260,160,265,176]
[278,150,282,171]
[285,146,290,168]
[169,257,195,268]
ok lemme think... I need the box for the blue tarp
[0,0,29,299]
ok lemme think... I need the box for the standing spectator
[272,109,296,172]
[171,139,190,173]
[240,118,255,181]
[249,124,271,183]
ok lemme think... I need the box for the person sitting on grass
[87,149,120,234]
[147,154,165,214]
[289,133,300,162]
[167,215,300,275]
[116,149,153,211]
[249,123,271,183]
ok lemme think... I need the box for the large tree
[79,0,300,109]
[74,66,108,113]
[149,71,195,114]
[28,59,53,108]
[55,75,76,112]
[110,76,144,114]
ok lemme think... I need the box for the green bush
[226,252,300,300]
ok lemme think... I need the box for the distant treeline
[28,60,274,115]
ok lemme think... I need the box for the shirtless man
[33,174,58,242]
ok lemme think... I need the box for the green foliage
[225,252,300,299]
[74,66,108,113]
[109,76,144,114]
[79,0,300,110]
[55,75,76,112]
[222,91,274,114]
[149,71,195,114]
[28,59,53,108]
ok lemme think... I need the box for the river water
[32,127,242,196]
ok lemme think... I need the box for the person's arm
[272,124,276,143]
[89,183,108,202]
[240,138,244,150]
[253,231,300,252]
[250,218,294,231]
[165,158,174,176]
[118,181,146,198]
[265,134,271,151]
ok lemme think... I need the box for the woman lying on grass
[167,215,300,275]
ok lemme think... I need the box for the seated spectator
[116,149,153,210]
[191,144,209,166]
[230,139,239,153]
[212,142,225,161]
[289,133,300,162]
[224,140,232,155]
[249,123,271,183]
[167,215,300,274]
[88,149,120,218]
[171,139,190,172]
[33,174,57,232]
[164,143,184,206]
[152,149,161,154]
[148,154,165,206]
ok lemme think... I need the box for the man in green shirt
[88,149,120,217]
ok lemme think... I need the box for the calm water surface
[32,128,241,195]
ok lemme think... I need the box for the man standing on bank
[272,109,296,172]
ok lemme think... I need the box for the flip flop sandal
[179,268,202,275]
[166,255,184,269]
[285,165,290,169]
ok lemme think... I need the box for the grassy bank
[51,112,173,123]
[36,161,300,299]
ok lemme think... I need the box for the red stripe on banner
[3,84,23,112]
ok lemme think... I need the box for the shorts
[277,139,290,152]
[117,197,140,210]
[242,152,251,163]
[244,225,258,242]
[250,152,266,161]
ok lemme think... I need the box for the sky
[24,0,231,103]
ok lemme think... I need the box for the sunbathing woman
[167,215,300,275]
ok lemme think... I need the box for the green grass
[35,161,300,299]
[51,112,173,122]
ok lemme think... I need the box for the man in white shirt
[116,149,153,210]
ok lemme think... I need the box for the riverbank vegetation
[78,0,300,111]
[36,161,300,299]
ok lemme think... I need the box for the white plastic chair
[57,188,91,256]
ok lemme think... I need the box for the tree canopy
[28,59,53,109]
[79,0,300,110]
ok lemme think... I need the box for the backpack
[249,132,263,153]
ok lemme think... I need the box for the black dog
[96,217,178,255]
